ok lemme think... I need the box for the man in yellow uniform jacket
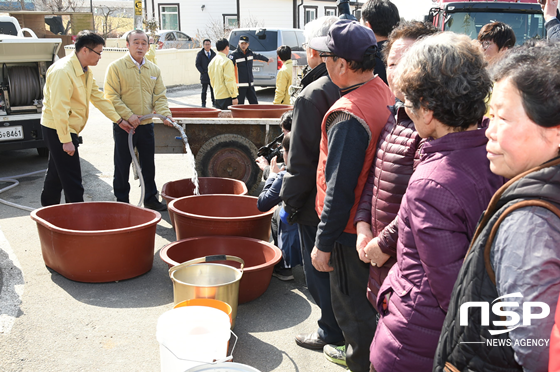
[104,30,173,211]
[41,31,130,207]
[273,45,293,105]
[208,38,238,110]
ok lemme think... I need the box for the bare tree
[193,16,265,48]
[34,0,83,12]
[95,6,130,39]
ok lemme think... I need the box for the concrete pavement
[0,86,347,372]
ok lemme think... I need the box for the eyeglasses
[86,46,103,56]
[302,42,308,49]
[319,53,337,59]
[479,40,492,50]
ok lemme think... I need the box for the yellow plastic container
[174,299,233,327]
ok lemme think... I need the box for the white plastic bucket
[156,306,231,372]
[186,362,262,371]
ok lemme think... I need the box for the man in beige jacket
[104,29,173,211]
[41,31,130,207]
[273,45,293,105]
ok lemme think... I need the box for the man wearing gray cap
[309,20,394,372]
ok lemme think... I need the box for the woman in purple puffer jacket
[369,32,504,372]
[354,21,438,309]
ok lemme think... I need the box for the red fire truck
[426,0,546,44]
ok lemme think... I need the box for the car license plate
[252,67,260,72]
[0,125,23,141]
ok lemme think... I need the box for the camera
[258,133,284,163]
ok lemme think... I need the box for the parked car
[120,30,195,49]
[228,28,307,87]
[156,30,195,49]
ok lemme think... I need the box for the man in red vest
[308,20,394,372]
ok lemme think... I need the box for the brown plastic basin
[168,195,275,241]
[30,202,161,283]
[160,236,282,303]
[228,104,293,118]
[170,107,221,118]
[161,177,248,226]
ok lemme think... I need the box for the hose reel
[5,65,42,107]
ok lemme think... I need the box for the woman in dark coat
[369,32,504,372]
[435,41,560,372]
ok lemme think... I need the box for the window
[325,7,337,17]
[304,6,317,24]
[176,31,191,41]
[159,4,179,30]
[445,11,545,43]
[229,30,278,51]
[282,31,299,51]
[223,14,238,30]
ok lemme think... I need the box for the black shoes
[272,267,294,281]
[295,332,329,350]
[144,199,167,211]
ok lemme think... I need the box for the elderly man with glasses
[308,20,394,372]
[279,15,345,354]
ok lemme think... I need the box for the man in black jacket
[229,35,272,104]
[361,0,400,85]
[195,39,216,107]
[279,16,344,352]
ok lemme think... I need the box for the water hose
[0,169,47,212]
[0,115,193,212]
[131,114,197,207]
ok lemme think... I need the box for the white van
[228,28,307,87]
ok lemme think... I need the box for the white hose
[132,114,198,207]
[0,169,46,212]
[0,115,192,212]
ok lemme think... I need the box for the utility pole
[134,0,143,29]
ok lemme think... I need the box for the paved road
[0,86,345,371]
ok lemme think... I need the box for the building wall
[64,46,200,87]
[148,0,236,41]
[296,0,346,29]
[239,0,293,28]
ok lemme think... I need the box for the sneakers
[144,199,167,211]
[323,344,347,367]
[272,266,294,281]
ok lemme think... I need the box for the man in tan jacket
[208,38,238,110]
[273,45,293,105]
[104,29,173,211]
[41,31,129,207]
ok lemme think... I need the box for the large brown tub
[170,107,221,118]
[161,177,248,226]
[160,236,282,303]
[228,104,292,118]
[31,202,161,283]
[168,195,275,241]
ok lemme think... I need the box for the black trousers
[40,126,84,206]
[330,242,378,372]
[215,97,233,110]
[201,83,215,107]
[238,86,258,104]
[113,123,158,204]
[299,224,344,343]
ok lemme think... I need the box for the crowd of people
[254,0,560,371]
[40,0,560,370]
